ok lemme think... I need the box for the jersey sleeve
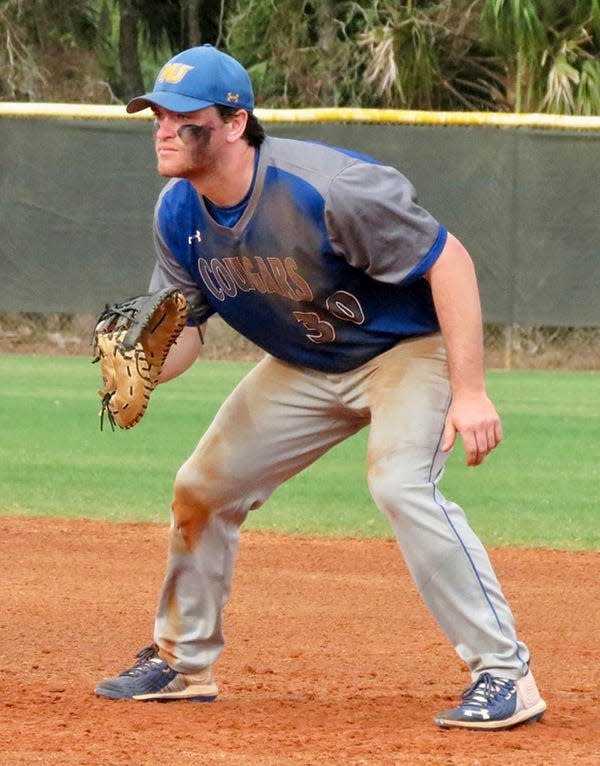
[149,197,215,325]
[325,161,446,284]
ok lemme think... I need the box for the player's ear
[225,109,249,143]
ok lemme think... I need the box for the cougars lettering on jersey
[198,255,312,303]
[151,136,446,373]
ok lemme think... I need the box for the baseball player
[95,44,546,730]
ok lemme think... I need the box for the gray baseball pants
[154,333,530,681]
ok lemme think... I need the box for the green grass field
[1,354,598,550]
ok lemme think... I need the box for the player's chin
[156,163,177,177]
[156,153,188,178]
[158,164,197,180]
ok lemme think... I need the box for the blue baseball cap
[126,44,254,114]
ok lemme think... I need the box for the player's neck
[191,142,256,208]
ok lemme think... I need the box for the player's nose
[154,115,178,139]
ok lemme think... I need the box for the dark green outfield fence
[0,105,598,328]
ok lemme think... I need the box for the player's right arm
[149,207,213,383]
[159,324,204,383]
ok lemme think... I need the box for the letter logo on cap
[226,92,240,103]
[158,63,193,84]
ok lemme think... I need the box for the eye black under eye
[177,124,210,140]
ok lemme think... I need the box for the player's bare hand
[441,392,503,466]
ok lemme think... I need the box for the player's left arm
[425,232,503,466]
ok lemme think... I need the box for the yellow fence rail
[1,102,600,131]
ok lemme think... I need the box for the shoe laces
[461,672,515,709]
[119,644,162,677]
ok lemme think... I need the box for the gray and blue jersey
[150,136,446,373]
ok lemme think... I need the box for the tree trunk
[118,0,145,100]
[316,0,337,103]
[187,0,203,46]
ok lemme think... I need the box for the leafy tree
[1,0,598,113]
[225,0,599,112]
[481,0,600,114]
[0,1,44,99]
[112,0,235,100]
[0,0,236,103]
[225,0,505,110]
[226,0,394,108]
[353,0,505,110]
[0,0,106,101]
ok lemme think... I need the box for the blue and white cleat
[434,670,546,730]
[95,644,218,702]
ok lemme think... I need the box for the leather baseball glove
[92,287,188,430]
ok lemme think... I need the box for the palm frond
[541,48,580,113]
[575,58,600,115]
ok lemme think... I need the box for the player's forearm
[159,325,204,383]
[426,233,487,395]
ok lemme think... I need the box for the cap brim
[126,92,215,114]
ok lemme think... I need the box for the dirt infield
[1,517,598,765]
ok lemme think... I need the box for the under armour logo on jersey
[188,230,202,244]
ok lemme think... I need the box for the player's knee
[173,461,223,516]
[367,459,422,523]
[172,458,255,524]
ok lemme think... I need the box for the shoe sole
[132,692,218,702]
[434,700,547,731]
[133,683,219,702]
[95,685,218,702]
[95,687,132,700]
[133,693,218,702]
